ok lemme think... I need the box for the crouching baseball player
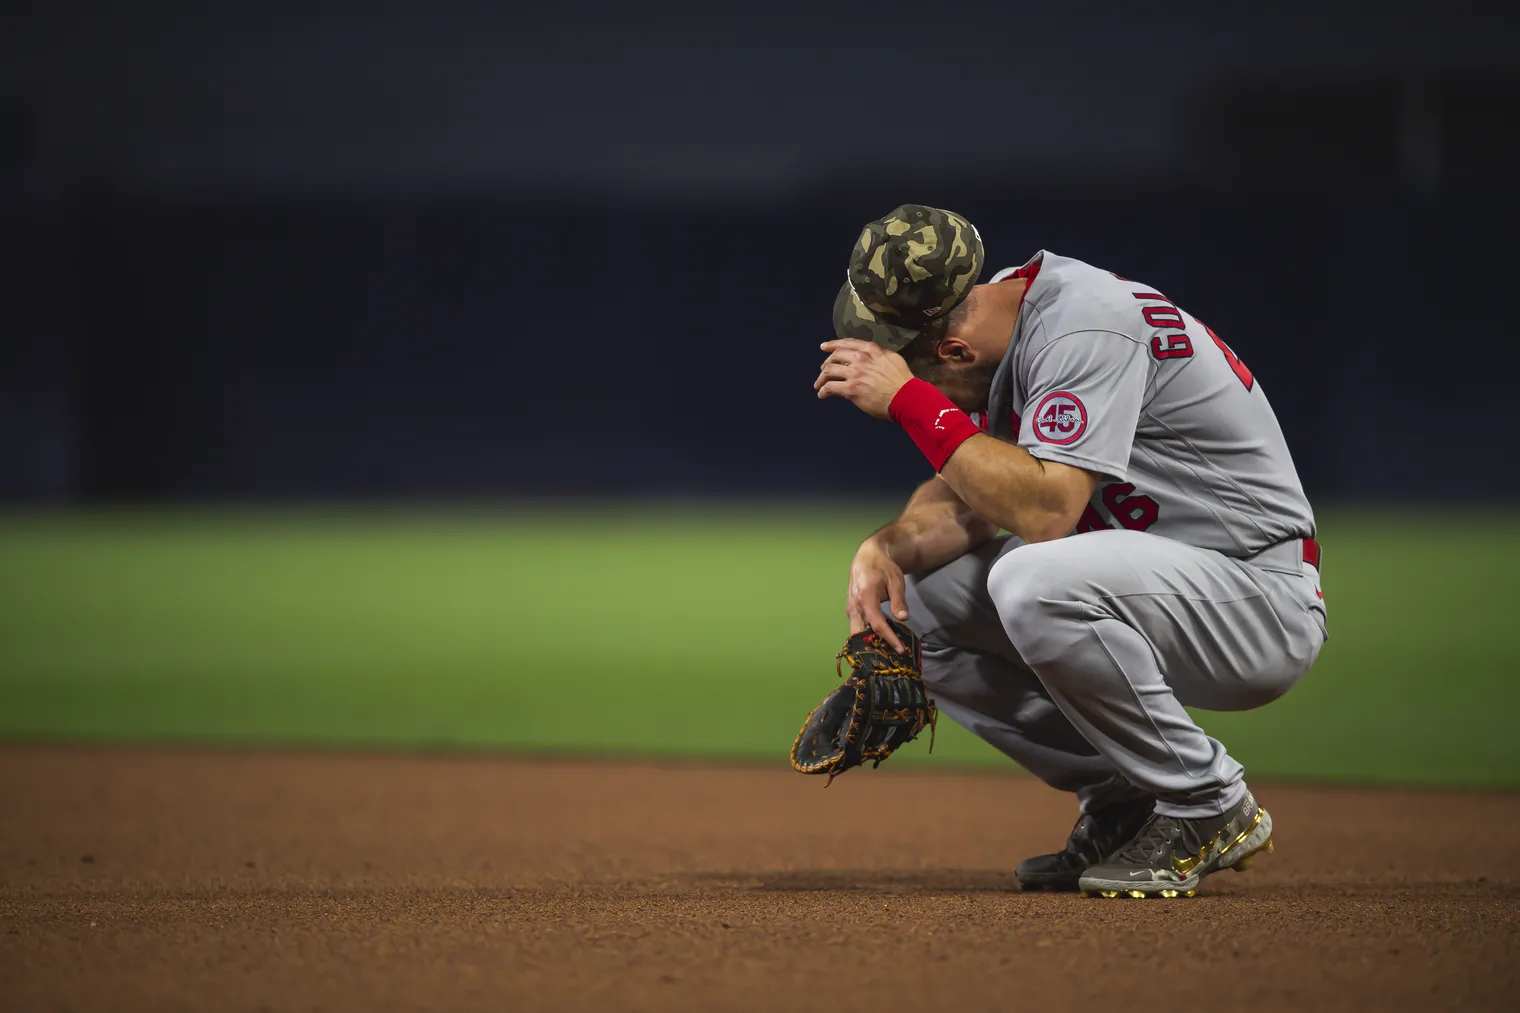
[812,206,1327,898]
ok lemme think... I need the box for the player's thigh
[987,530,1314,708]
[905,536,1070,731]
[903,534,1024,657]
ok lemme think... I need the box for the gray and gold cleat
[1016,796,1157,892]
[1077,790,1273,899]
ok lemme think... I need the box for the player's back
[991,253,1315,556]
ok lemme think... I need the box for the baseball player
[814,206,1326,898]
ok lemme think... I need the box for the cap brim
[831,281,920,352]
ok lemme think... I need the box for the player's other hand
[814,339,914,419]
[846,537,910,653]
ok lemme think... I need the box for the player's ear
[937,336,975,364]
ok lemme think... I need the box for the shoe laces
[1067,802,1152,861]
[1064,812,1106,859]
[1112,814,1182,863]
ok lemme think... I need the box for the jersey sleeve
[1018,331,1151,480]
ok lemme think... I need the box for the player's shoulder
[990,250,1133,295]
[994,252,1148,358]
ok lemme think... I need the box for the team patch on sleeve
[1032,391,1088,445]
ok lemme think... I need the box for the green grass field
[0,507,1515,787]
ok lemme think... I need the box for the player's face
[917,288,1015,412]
[916,347,999,413]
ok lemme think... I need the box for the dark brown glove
[789,618,937,785]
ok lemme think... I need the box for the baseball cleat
[1016,796,1157,892]
[1077,790,1273,898]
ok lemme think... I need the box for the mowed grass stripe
[0,507,1515,786]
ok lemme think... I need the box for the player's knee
[1230,661,1305,710]
[986,542,1071,667]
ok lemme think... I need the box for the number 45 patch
[1033,392,1088,445]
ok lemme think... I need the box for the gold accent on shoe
[1232,835,1275,872]
[1091,885,1197,899]
[1170,806,1266,876]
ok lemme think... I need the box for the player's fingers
[813,362,852,390]
[854,575,906,653]
[820,339,876,356]
[885,570,910,624]
[816,379,851,400]
[817,353,857,376]
[845,596,867,636]
[866,607,906,654]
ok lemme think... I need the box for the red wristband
[888,378,981,472]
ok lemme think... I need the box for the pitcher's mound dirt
[2,746,1516,1012]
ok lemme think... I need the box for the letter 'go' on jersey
[986,253,1315,557]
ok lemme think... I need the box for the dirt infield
[2,747,1516,1012]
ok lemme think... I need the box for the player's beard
[913,356,1001,414]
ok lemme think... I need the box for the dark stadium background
[3,1,1517,504]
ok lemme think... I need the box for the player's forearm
[939,435,1092,544]
[867,477,997,573]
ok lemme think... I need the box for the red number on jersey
[1039,401,1077,436]
[1074,504,1111,534]
[1201,320,1254,391]
[1101,483,1160,531]
[1073,485,1161,534]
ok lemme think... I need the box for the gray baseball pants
[903,530,1327,818]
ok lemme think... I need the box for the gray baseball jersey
[982,252,1315,556]
[910,251,1327,821]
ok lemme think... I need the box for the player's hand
[846,537,910,653]
[814,339,915,419]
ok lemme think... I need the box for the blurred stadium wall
[2,0,1518,504]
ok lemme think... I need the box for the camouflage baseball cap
[831,204,985,352]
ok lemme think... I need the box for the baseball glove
[790,618,937,785]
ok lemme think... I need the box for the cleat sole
[1232,834,1274,873]
[1085,886,1199,899]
